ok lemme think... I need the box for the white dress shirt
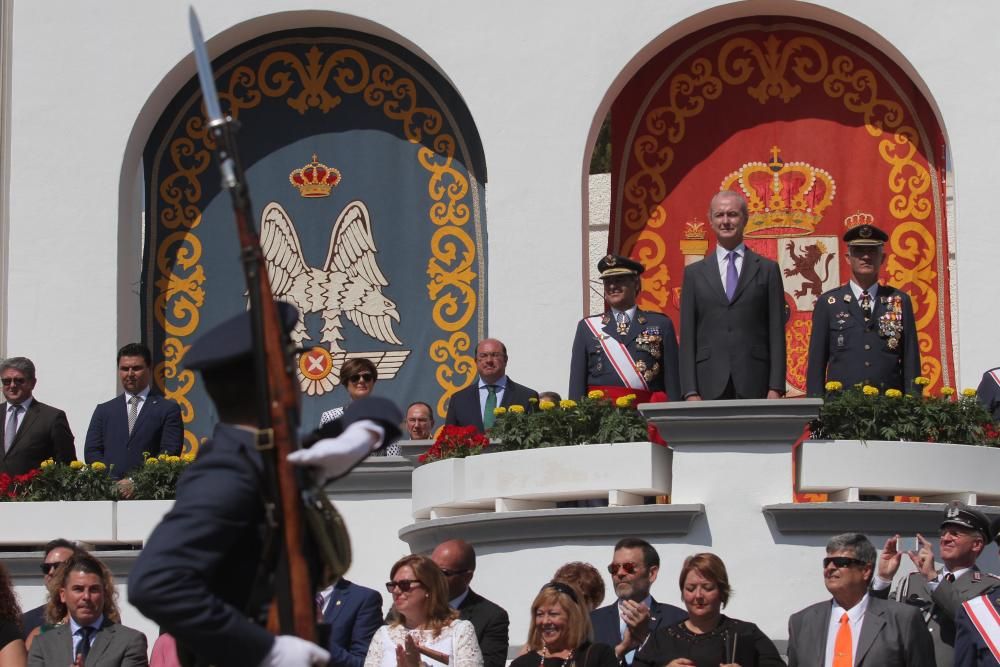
[716,243,746,285]
[477,376,509,417]
[124,385,152,419]
[824,594,868,667]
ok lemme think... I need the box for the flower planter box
[412,442,670,518]
[115,499,174,543]
[0,501,116,545]
[798,440,1000,502]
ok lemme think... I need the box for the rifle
[188,8,315,641]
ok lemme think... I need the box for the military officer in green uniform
[806,223,921,396]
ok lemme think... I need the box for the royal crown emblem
[289,153,342,197]
[843,211,875,231]
[720,146,836,238]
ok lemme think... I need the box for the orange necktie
[833,612,852,667]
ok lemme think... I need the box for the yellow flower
[528,397,538,404]
[885,389,903,399]
[824,381,843,392]
[862,385,879,396]
[962,388,977,397]
[914,376,930,386]
[181,453,196,463]
[69,460,84,470]
[940,386,956,397]
[559,400,577,409]
[625,394,637,401]
[40,459,54,469]
[91,461,107,471]
[509,405,525,414]
[587,390,605,399]
[145,458,158,465]
[158,453,169,461]
[492,406,507,416]
[615,396,631,408]
[167,455,181,463]
[539,400,556,411]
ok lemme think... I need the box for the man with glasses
[0,356,75,477]
[404,402,434,440]
[872,502,1000,666]
[21,538,80,638]
[444,339,538,431]
[788,532,933,666]
[591,538,685,665]
[806,222,920,396]
[430,539,509,667]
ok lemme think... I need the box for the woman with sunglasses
[510,582,617,667]
[0,563,26,667]
[633,553,783,667]
[320,358,399,456]
[365,555,483,667]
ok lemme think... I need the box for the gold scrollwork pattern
[785,319,813,390]
[429,332,476,418]
[619,27,946,389]
[153,39,480,441]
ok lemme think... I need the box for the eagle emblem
[260,200,408,394]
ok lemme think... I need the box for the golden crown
[683,220,707,240]
[289,154,342,198]
[719,146,836,237]
[843,211,875,230]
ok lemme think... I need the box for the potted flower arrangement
[418,425,491,463]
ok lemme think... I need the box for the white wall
[5,0,998,447]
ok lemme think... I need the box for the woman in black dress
[632,553,784,667]
[510,582,618,667]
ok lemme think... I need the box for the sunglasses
[1,377,27,386]
[823,556,866,569]
[385,579,423,593]
[349,373,374,384]
[40,561,66,574]
[439,568,471,578]
[607,562,642,575]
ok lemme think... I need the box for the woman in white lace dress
[364,555,483,667]
[320,358,399,456]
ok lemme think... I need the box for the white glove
[287,420,386,482]
[258,635,330,667]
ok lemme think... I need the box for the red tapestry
[610,17,953,396]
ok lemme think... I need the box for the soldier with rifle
[129,11,402,666]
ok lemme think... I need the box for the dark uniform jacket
[84,392,183,479]
[678,248,786,399]
[806,283,919,396]
[445,378,538,431]
[872,565,1000,667]
[569,310,680,401]
[955,589,1000,667]
[977,368,1000,422]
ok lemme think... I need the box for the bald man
[444,339,538,431]
[431,539,509,667]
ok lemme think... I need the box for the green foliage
[128,453,193,500]
[488,393,648,450]
[21,459,115,501]
[811,381,999,445]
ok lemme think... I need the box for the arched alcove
[121,17,487,452]
[584,6,953,397]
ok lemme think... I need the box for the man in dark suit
[806,223,920,396]
[84,343,183,485]
[444,339,538,431]
[431,539,509,667]
[28,551,148,666]
[787,532,934,667]
[568,255,680,402]
[0,356,75,476]
[317,578,383,667]
[21,538,78,639]
[977,367,1000,421]
[872,502,1000,666]
[129,304,402,667]
[679,191,786,400]
[591,538,686,665]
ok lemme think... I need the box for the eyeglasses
[476,353,504,360]
[385,579,423,593]
[439,568,471,578]
[1,377,26,386]
[822,556,866,569]
[40,561,66,574]
[607,562,641,575]
[348,373,374,384]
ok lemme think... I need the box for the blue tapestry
[141,29,487,453]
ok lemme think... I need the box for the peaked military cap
[843,224,889,247]
[941,501,991,542]
[185,301,299,371]
[598,254,644,279]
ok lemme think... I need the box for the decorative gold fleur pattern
[618,24,950,392]
[150,39,482,450]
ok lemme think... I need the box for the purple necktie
[725,250,739,301]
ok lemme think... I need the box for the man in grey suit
[679,191,786,400]
[28,552,147,666]
[787,532,934,667]
[1,356,75,476]
[872,502,1000,666]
